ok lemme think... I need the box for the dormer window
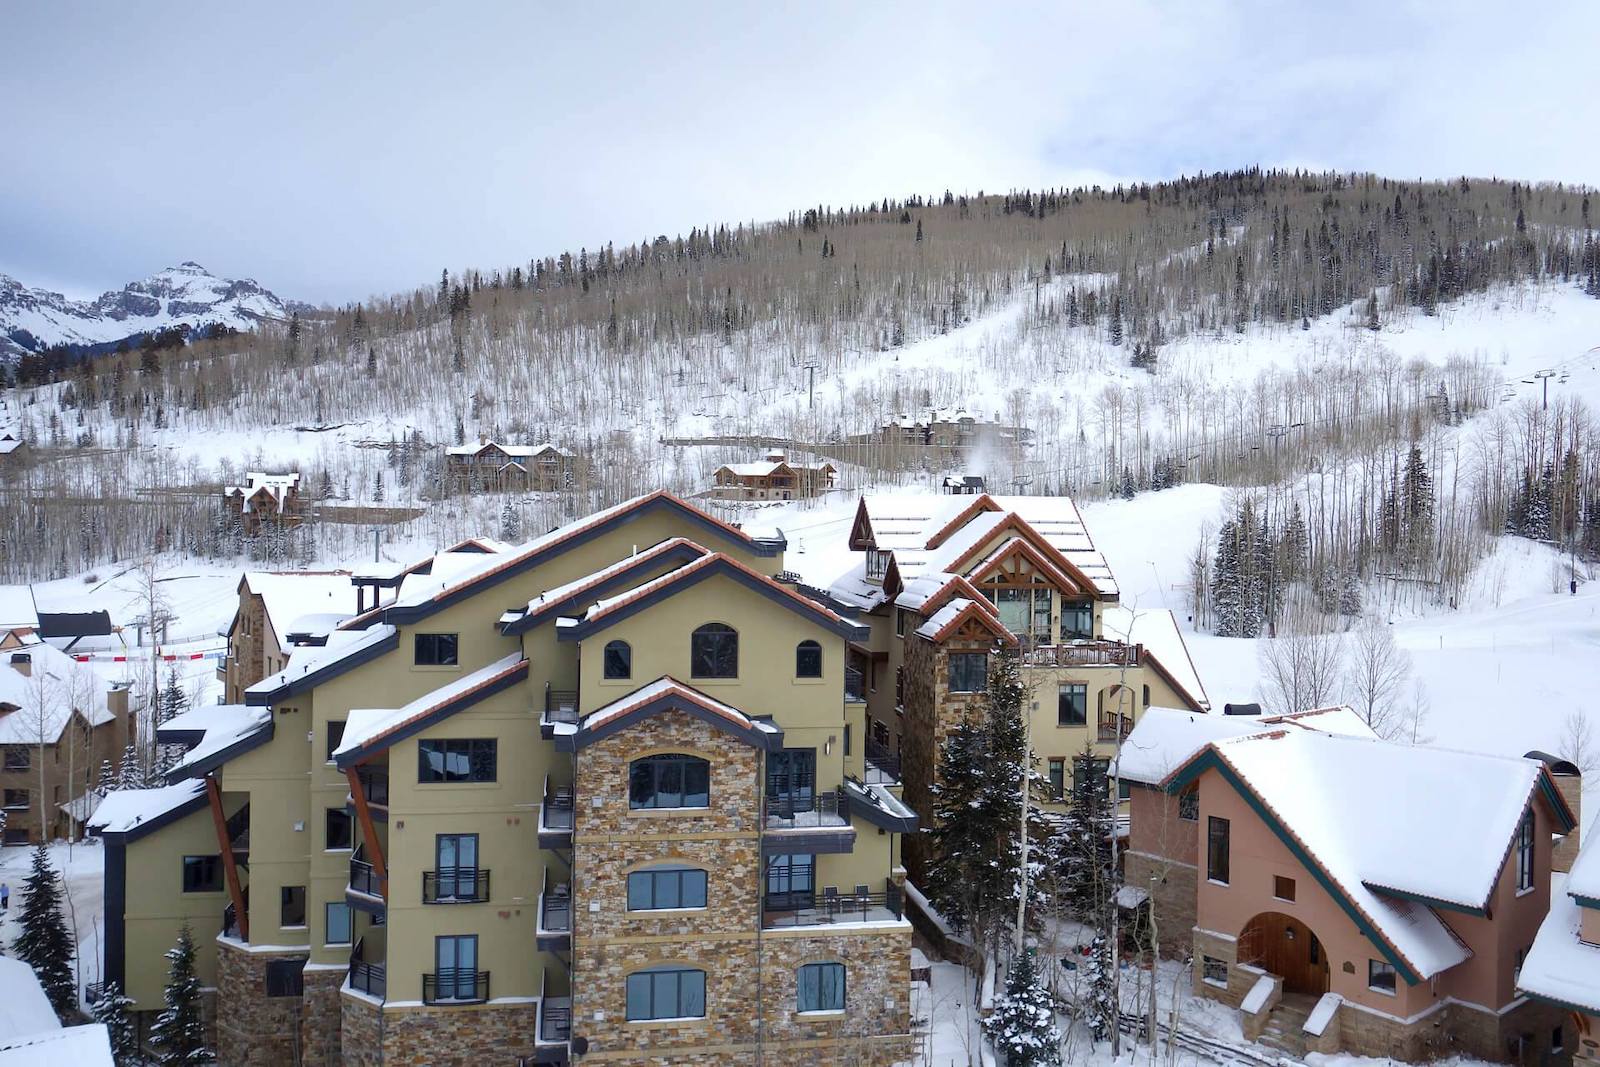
[865,549,892,585]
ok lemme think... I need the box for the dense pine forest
[4,168,1600,617]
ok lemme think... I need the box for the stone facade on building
[215,941,310,1067]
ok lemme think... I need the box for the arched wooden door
[1238,912,1329,995]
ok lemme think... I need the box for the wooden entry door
[1239,912,1329,995]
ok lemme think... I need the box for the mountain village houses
[1117,706,1584,1064]
[69,486,1595,1066]
[222,472,306,535]
[444,439,577,493]
[0,636,131,844]
[710,449,836,501]
[1520,835,1600,1067]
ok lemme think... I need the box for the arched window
[626,965,706,1021]
[628,754,710,809]
[795,639,822,678]
[603,640,631,680]
[627,864,709,910]
[797,961,846,1012]
[691,623,738,678]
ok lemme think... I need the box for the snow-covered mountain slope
[0,261,303,359]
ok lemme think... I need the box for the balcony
[347,848,384,912]
[1022,640,1138,669]
[762,880,904,928]
[864,740,901,785]
[1098,714,1134,743]
[539,780,575,849]
[422,868,490,904]
[349,939,386,999]
[537,883,572,952]
[225,803,250,858]
[423,970,489,1005]
[356,767,389,809]
[221,902,241,940]
[538,996,571,1046]
[763,787,855,855]
[540,684,580,739]
[844,666,866,703]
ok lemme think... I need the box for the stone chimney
[7,651,31,677]
[1551,764,1582,873]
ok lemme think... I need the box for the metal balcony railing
[1022,640,1139,668]
[844,666,866,702]
[1098,715,1134,742]
[762,880,904,928]
[221,902,240,939]
[357,767,389,807]
[422,868,490,904]
[865,740,901,784]
[349,854,382,898]
[540,886,572,933]
[349,940,386,998]
[539,997,572,1043]
[541,784,574,831]
[423,970,489,1005]
[764,786,850,829]
[544,684,579,723]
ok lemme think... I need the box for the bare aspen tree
[1344,613,1413,738]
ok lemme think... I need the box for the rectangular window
[947,653,987,693]
[434,934,480,1001]
[765,853,815,910]
[1118,779,1131,800]
[2,747,28,771]
[418,738,497,783]
[413,633,459,666]
[1207,817,1230,884]
[797,961,847,1012]
[627,867,709,910]
[626,967,706,1021]
[843,724,851,757]
[2,788,28,809]
[1551,1025,1564,1054]
[895,609,908,637]
[326,720,345,761]
[630,755,710,809]
[265,958,304,998]
[1514,945,1527,982]
[1178,787,1199,821]
[182,855,223,893]
[325,902,352,946]
[1062,600,1093,638]
[1047,759,1065,800]
[281,885,307,927]
[1368,959,1397,995]
[1202,956,1228,987]
[326,808,353,851]
[1058,683,1087,726]
[1516,810,1534,891]
[1274,876,1296,902]
[766,749,817,814]
[434,833,480,900]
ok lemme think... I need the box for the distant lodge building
[846,409,1033,459]
[942,474,986,495]
[222,472,305,535]
[710,449,836,501]
[0,431,25,463]
[445,439,577,493]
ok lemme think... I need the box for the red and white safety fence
[71,647,227,664]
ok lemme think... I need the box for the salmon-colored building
[1120,710,1577,1063]
[1520,836,1600,1067]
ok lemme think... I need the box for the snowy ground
[0,839,109,1008]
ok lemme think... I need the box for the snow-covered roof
[88,779,208,835]
[224,472,300,513]
[1567,834,1600,902]
[336,652,527,760]
[584,676,753,732]
[444,440,573,458]
[1518,868,1600,1013]
[1102,607,1210,711]
[0,642,120,744]
[59,788,104,823]
[1115,705,1378,785]
[246,623,396,699]
[0,584,39,629]
[0,435,23,456]
[717,458,833,478]
[164,704,273,776]
[0,956,60,1039]
[0,1024,114,1066]
[513,538,706,624]
[242,571,353,640]
[1205,730,1553,979]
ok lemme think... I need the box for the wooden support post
[346,766,389,898]
[205,775,249,942]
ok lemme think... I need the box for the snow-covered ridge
[0,261,306,359]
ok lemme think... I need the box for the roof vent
[1223,702,1262,716]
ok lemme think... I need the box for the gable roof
[159,704,274,779]
[558,553,869,642]
[561,676,784,753]
[87,779,210,841]
[1169,730,1572,982]
[367,492,785,627]
[333,653,529,767]
[914,597,1018,645]
[1103,606,1211,712]
[499,537,708,635]
[0,642,120,743]
[0,585,40,630]
[894,571,998,618]
[245,624,398,705]
[1115,704,1377,786]
[1518,869,1600,1014]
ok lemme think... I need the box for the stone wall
[215,941,308,1067]
[377,1000,538,1066]
[760,925,915,1066]
[1126,851,1196,959]
[900,634,986,881]
[339,991,381,1067]
[299,965,345,1067]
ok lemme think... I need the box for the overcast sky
[4,1,1596,304]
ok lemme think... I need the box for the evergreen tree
[499,500,522,543]
[1119,467,1136,500]
[1280,501,1309,583]
[159,665,188,725]
[1365,291,1381,331]
[1338,574,1364,616]
[984,951,1062,1066]
[1400,444,1435,564]
[91,982,139,1065]
[15,843,76,1017]
[1084,933,1116,1043]
[150,924,214,1065]
[1108,293,1124,346]
[1058,743,1114,917]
